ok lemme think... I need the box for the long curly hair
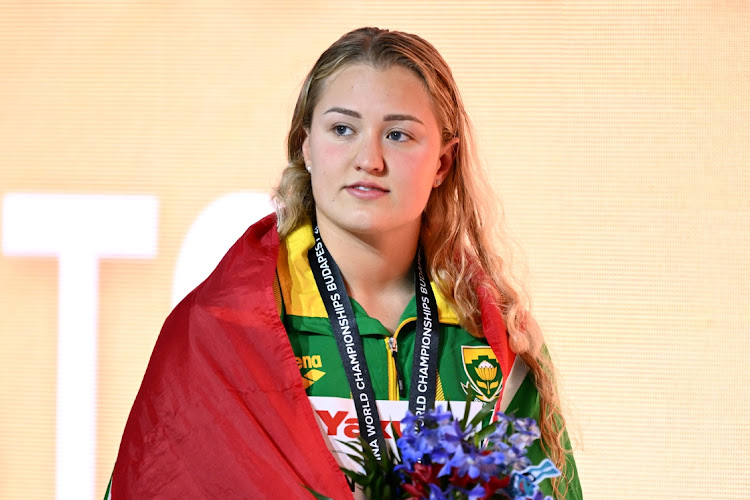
[273,27,574,495]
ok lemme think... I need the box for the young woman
[110,27,582,499]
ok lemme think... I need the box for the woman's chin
[317,211,420,241]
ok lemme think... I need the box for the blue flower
[439,444,500,482]
[427,483,449,500]
[397,406,549,500]
[487,415,510,442]
[400,411,422,438]
[507,418,540,452]
[435,419,464,457]
[465,483,487,500]
[398,407,468,470]
[429,404,453,423]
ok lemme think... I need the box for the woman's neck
[315,218,419,332]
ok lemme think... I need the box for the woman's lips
[345,182,389,200]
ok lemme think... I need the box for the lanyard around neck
[307,225,441,460]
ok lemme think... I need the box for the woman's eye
[386,130,410,142]
[332,125,353,136]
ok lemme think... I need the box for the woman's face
[302,63,456,240]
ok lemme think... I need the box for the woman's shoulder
[188,213,280,305]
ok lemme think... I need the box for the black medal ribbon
[308,226,387,460]
[307,226,441,461]
[409,249,440,416]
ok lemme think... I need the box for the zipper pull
[389,336,406,398]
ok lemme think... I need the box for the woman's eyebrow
[324,107,423,125]
[383,113,423,125]
[324,107,360,118]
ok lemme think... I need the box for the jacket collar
[276,220,460,325]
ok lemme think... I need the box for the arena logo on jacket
[296,354,326,389]
[460,346,503,403]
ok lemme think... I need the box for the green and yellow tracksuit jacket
[276,222,583,499]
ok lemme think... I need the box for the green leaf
[341,469,368,483]
[332,434,403,499]
[341,453,367,468]
[388,420,401,440]
[303,485,334,500]
[337,438,364,454]
[468,400,496,430]
[473,421,499,444]
[460,388,475,429]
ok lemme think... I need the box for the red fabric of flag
[112,214,350,499]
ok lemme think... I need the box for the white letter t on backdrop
[2,193,158,500]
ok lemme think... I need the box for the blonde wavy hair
[273,27,574,495]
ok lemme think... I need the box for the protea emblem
[460,346,503,403]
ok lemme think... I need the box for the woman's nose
[354,133,385,173]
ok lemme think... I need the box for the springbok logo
[460,346,503,403]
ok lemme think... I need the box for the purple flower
[464,483,487,500]
[397,407,467,469]
[428,405,454,425]
[394,405,551,500]
[507,418,540,452]
[401,411,421,431]
[439,445,500,482]
[427,483,449,500]
[435,420,464,456]
[487,415,511,441]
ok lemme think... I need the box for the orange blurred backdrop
[1,2,748,498]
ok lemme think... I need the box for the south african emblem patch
[461,346,503,403]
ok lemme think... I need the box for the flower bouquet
[308,399,559,500]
